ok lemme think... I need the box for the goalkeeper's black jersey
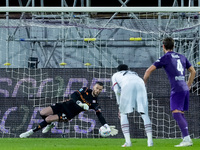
[71,87,101,111]
[60,87,106,125]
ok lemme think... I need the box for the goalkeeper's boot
[42,122,55,133]
[19,129,33,138]
[175,136,193,147]
[121,142,132,147]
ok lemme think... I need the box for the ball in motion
[99,126,110,138]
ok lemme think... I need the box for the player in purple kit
[143,37,196,147]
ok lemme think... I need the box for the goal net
[0,7,199,138]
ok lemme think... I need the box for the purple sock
[172,113,189,138]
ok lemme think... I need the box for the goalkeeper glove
[109,126,118,136]
[104,124,118,136]
[76,100,89,110]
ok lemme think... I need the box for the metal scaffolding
[1,0,200,69]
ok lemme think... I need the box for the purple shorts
[170,90,189,111]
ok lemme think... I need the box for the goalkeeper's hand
[104,124,118,136]
[109,126,118,136]
[76,100,89,110]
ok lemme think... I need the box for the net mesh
[0,10,199,138]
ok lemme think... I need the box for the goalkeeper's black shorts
[50,100,83,120]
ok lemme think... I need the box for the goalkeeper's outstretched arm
[96,111,107,125]
[96,111,118,136]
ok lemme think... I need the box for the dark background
[0,68,199,138]
[0,0,199,7]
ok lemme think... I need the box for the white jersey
[112,70,148,114]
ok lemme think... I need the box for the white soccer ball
[99,126,110,138]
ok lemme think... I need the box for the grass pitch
[0,138,199,150]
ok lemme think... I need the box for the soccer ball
[99,126,110,138]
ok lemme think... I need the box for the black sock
[32,120,48,132]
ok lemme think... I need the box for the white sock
[141,114,153,143]
[121,113,131,144]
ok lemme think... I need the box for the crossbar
[0,7,200,13]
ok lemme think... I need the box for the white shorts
[119,77,148,114]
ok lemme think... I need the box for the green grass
[0,138,199,150]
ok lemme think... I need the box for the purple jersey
[153,51,191,92]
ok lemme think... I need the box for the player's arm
[71,88,89,111]
[143,65,156,84]
[94,105,118,136]
[96,111,107,125]
[187,66,196,89]
[111,76,121,105]
[93,105,106,125]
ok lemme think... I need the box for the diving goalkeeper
[19,81,118,138]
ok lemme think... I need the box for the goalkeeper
[19,81,118,138]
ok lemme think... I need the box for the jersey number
[177,59,184,75]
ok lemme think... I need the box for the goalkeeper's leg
[19,119,51,138]
[120,113,132,147]
[32,107,57,132]
[140,113,153,147]
[19,106,58,138]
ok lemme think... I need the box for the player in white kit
[112,64,153,147]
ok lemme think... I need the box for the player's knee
[172,111,185,118]
[172,109,184,113]
[45,117,51,123]
[120,113,128,122]
[140,113,151,125]
[40,114,47,120]
[40,109,45,116]
[40,110,47,120]
[40,110,45,116]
